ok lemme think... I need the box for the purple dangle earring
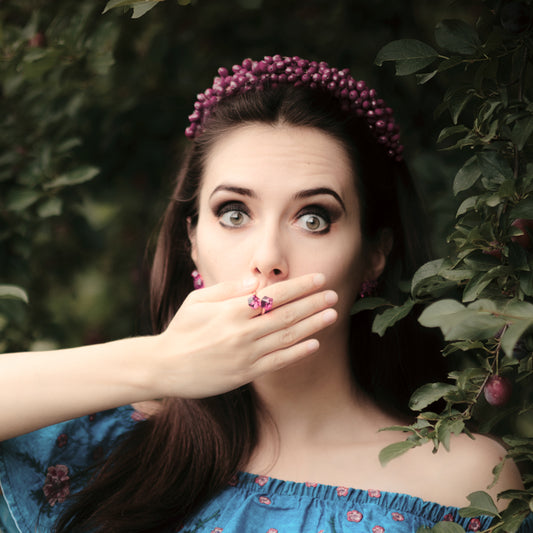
[191,270,204,289]
[359,280,378,298]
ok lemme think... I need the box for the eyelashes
[213,200,340,234]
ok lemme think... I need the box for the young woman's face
[189,123,383,321]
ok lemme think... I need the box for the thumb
[194,277,258,302]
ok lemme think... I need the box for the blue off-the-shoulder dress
[0,405,530,532]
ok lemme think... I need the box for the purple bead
[248,295,261,310]
[260,296,273,313]
[185,54,405,159]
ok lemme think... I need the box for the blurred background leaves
[1,0,472,352]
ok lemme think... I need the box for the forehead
[201,123,358,201]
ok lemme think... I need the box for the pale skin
[0,122,523,511]
[188,123,523,510]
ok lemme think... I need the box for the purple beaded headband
[185,55,404,161]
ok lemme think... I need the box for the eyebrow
[209,184,345,212]
[294,187,346,212]
[209,185,257,199]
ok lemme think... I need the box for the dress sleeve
[0,404,139,533]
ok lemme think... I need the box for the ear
[364,228,393,281]
[187,217,198,264]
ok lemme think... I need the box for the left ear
[364,228,393,281]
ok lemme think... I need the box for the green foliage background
[1,1,532,531]
[1,0,467,351]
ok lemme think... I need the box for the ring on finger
[248,294,273,314]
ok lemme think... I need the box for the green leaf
[437,125,469,144]
[375,39,438,76]
[419,300,506,341]
[37,197,62,218]
[454,156,481,195]
[44,166,99,189]
[103,0,161,17]
[132,2,159,17]
[409,382,456,411]
[459,491,500,518]
[372,298,414,336]
[435,19,480,55]
[6,188,41,211]
[477,151,513,182]
[0,285,29,303]
[511,116,533,151]
[416,70,438,84]
[463,266,509,302]
[509,199,533,220]
[448,90,474,125]
[350,297,388,314]
[379,440,417,466]
[418,299,465,328]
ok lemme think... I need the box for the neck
[251,323,396,445]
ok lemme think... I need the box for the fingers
[256,273,327,309]
[253,289,338,338]
[254,305,338,356]
[251,338,321,376]
[191,276,259,302]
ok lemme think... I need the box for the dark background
[0,0,480,351]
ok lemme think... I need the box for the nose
[250,223,289,284]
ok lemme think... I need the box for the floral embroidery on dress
[368,489,381,498]
[55,433,68,448]
[347,510,363,522]
[391,512,404,521]
[210,528,223,533]
[336,486,349,497]
[255,475,269,487]
[266,529,278,533]
[468,518,482,531]
[42,464,70,506]
[259,496,272,505]
[443,513,455,521]
[372,526,385,533]
[305,481,317,487]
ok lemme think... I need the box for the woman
[0,55,527,533]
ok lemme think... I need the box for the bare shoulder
[417,432,523,509]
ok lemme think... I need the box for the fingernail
[325,291,338,305]
[313,273,325,286]
[322,308,337,324]
[242,277,257,288]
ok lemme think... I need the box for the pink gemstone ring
[248,294,273,314]
[248,294,261,310]
[260,296,273,314]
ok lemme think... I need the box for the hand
[150,273,338,398]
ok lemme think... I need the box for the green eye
[220,209,249,227]
[297,213,329,232]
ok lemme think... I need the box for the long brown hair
[55,86,445,532]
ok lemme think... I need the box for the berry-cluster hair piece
[185,54,404,161]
